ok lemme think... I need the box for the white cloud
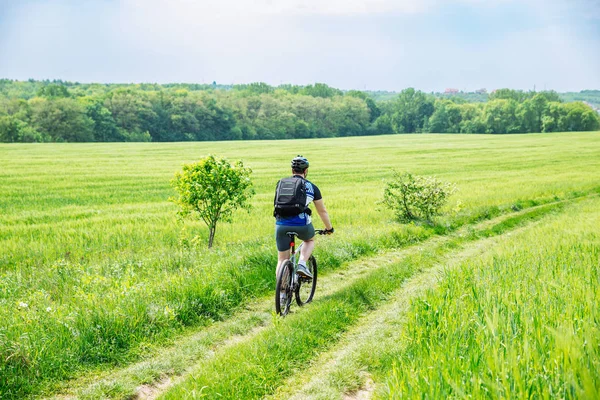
[120,0,518,18]
[120,0,421,18]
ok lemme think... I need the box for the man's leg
[275,224,291,278]
[276,249,290,278]
[299,238,315,264]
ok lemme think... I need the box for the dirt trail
[47,198,575,400]
[49,240,442,400]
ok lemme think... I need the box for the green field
[1,132,599,399]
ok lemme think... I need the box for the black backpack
[273,176,311,217]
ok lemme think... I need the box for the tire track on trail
[48,195,584,400]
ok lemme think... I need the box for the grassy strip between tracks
[159,194,572,399]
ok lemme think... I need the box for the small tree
[383,172,456,223]
[171,155,254,248]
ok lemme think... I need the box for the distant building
[475,88,487,94]
[444,88,459,94]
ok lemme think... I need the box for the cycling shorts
[275,223,315,251]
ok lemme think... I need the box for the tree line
[0,80,598,143]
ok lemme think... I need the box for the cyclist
[274,156,334,280]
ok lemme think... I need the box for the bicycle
[275,230,329,316]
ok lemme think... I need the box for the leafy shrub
[170,155,254,247]
[383,172,456,222]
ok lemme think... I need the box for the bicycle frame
[287,232,302,291]
[276,229,326,315]
[287,229,325,271]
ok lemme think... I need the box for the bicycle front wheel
[295,255,317,306]
[275,260,294,316]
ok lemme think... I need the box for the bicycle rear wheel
[295,256,317,306]
[275,260,294,316]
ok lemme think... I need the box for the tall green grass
[380,197,600,399]
[1,132,599,397]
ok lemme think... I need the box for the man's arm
[313,199,333,230]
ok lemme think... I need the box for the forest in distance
[1,79,599,143]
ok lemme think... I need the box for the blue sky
[0,0,598,92]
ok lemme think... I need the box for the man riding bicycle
[274,156,334,279]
